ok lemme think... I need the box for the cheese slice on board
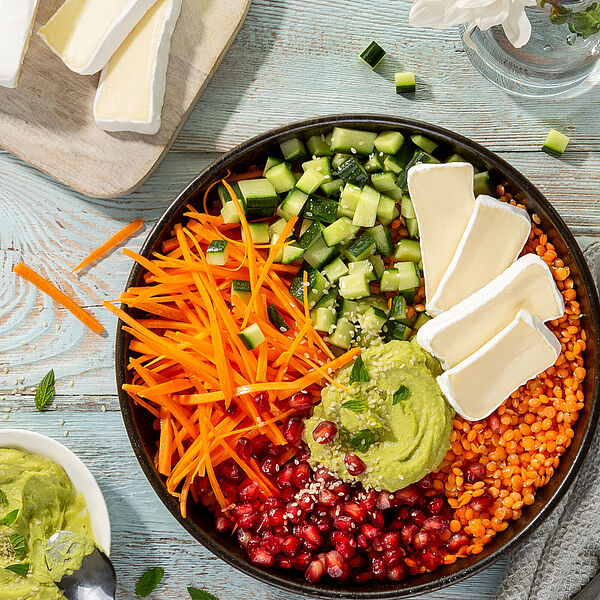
[427,195,531,315]
[0,0,40,88]
[417,254,564,370]
[94,0,182,135]
[38,0,159,75]
[407,163,476,303]
[437,310,561,421]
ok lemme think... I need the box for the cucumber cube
[362,306,388,332]
[206,240,229,266]
[339,273,371,299]
[221,201,240,224]
[410,134,438,154]
[337,156,369,186]
[320,178,344,197]
[406,217,419,238]
[311,307,337,333]
[374,131,405,154]
[297,221,325,250]
[280,188,309,219]
[330,127,377,155]
[306,134,333,157]
[303,235,339,269]
[395,261,421,290]
[281,245,304,264]
[241,222,270,244]
[263,155,283,175]
[353,186,380,228]
[302,157,332,182]
[348,259,377,282]
[345,232,377,262]
[327,317,355,349]
[414,312,432,330]
[367,224,394,257]
[542,128,570,157]
[363,153,384,174]
[322,256,349,283]
[359,41,386,70]
[280,138,308,162]
[238,178,278,221]
[446,153,467,163]
[231,280,251,303]
[339,298,359,320]
[371,171,399,193]
[238,323,265,349]
[296,169,326,194]
[376,194,397,226]
[400,195,416,219]
[394,239,421,262]
[323,217,360,247]
[339,184,362,218]
[473,171,492,196]
[383,154,405,174]
[315,288,338,309]
[395,72,416,94]
[380,269,400,292]
[265,162,297,194]
[384,320,412,342]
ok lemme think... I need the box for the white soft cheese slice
[0,0,40,88]
[407,163,476,302]
[38,0,159,75]
[427,195,531,315]
[437,309,561,421]
[417,254,564,370]
[93,0,181,135]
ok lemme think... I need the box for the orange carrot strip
[158,410,174,476]
[13,263,104,334]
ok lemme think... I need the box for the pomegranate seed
[314,515,333,533]
[381,531,401,549]
[283,417,304,444]
[419,548,443,571]
[235,437,252,461]
[344,453,366,476]
[362,489,379,510]
[288,391,313,411]
[237,528,252,548]
[332,531,357,559]
[314,467,334,483]
[273,524,291,537]
[260,457,279,478]
[354,571,372,583]
[312,421,338,444]
[263,497,282,510]
[282,534,302,558]
[237,512,259,530]
[297,492,314,512]
[196,477,210,494]
[253,392,270,414]
[470,491,494,514]
[237,480,260,502]
[285,502,304,525]
[305,559,325,583]
[401,523,418,546]
[301,524,323,546]
[267,506,285,527]
[215,515,234,532]
[394,484,421,506]
[422,516,449,536]
[446,532,471,553]
[361,522,379,540]
[334,515,358,533]
[387,563,408,581]
[344,501,367,523]
[465,460,486,483]
[276,464,295,489]
[250,436,269,460]
[325,550,345,578]
[488,412,503,435]
[417,474,433,490]
[293,463,311,487]
[226,401,238,416]
[376,491,393,510]
[261,531,281,555]
[368,510,385,529]
[232,501,254,518]
[383,548,405,567]
[409,508,426,527]
[293,551,312,570]
[276,556,292,569]
[412,529,431,551]
[247,535,261,551]
[357,533,368,548]
[371,556,386,581]
[427,496,444,515]
[318,488,339,507]
[249,547,275,567]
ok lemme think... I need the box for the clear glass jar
[459,1,600,97]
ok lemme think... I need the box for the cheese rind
[93,0,182,135]
[0,0,40,88]
[427,195,531,315]
[417,254,564,370]
[437,310,561,421]
[407,163,476,302]
[38,0,159,75]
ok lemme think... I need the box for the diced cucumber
[364,153,384,174]
[542,128,570,157]
[238,178,278,220]
[406,217,419,238]
[395,150,440,189]
[401,288,416,304]
[306,134,333,157]
[359,41,386,69]
[348,259,377,282]
[269,217,288,238]
[332,153,351,170]
[410,134,438,154]
[302,156,332,181]
[473,171,492,196]
[374,131,405,154]
[353,186,380,228]
[280,188,309,219]
[384,320,412,342]
[380,269,400,292]
[311,307,337,333]
[367,224,394,257]
[394,239,421,262]
[345,232,376,262]
[206,240,229,266]
[280,138,308,162]
[445,153,467,163]
[338,183,362,218]
[383,154,404,174]
[268,303,290,332]
[289,267,328,306]
[414,312,432,330]
[376,194,397,226]
[221,201,240,224]
[369,254,385,279]
[362,306,388,332]
[297,221,325,250]
[320,178,344,197]
[400,195,416,219]
[217,181,242,206]
[336,156,369,186]
[281,244,304,264]
[315,287,339,309]
[241,222,270,244]
[371,171,399,193]
[330,127,377,156]
[327,317,355,349]
[300,218,313,236]
[322,256,349,283]
[338,298,359,320]
[355,294,388,314]
[395,261,421,290]
[304,198,339,223]
[263,155,283,175]
[323,217,360,247]
[389,295,407,320]
[265,162,296,194]
[296,169,326,194]
[339,273,371,299]
[303,235,339,269]
[238,323,265,349]
[231,280,251,303]
[395,72,416,94]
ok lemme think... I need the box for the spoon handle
[573,572,600,600]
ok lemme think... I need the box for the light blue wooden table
[1,1,599,598]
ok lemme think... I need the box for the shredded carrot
[72,218,143,272]
[14,263,104,334]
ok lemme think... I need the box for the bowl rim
[115,114,600,598]
[0,428,112,555]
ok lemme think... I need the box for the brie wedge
[427,195,531,315]
[417,254,564,370]
[38,0,159,75]
[0,0,40,88]
[437,310,561,421]
[94,0,182,134]
[407,163,476,302]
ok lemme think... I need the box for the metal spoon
[46,531,117,600]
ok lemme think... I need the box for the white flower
[409,0,538,48]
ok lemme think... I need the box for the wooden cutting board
[0,0,250,198]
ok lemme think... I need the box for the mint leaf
[136,567,164,597]
[5,563,29,577]
[0,509,18,527]
[188,588,219,600]
[341,398,368,412]
[9,533,26,559]
[350,429,375,452]
[550,2,600,38]
[392,385,409,405]
[34,369,55,411]
[349,355,369,384]
[0,490,7,508]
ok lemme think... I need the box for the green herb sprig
[136,567,164,597]
[9,533,26,559]
[4,563,29,577]
[341,398,368,412]
[34,369,56,411]
[188,588,219,600]
[0,509,19,527]
[392,385,409,405]
[350,429,375,452]
[349,355,369,384]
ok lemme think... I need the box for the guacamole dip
[303,340,454,491]
[0,449,97,600]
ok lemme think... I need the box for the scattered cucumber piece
[312,307,337,333]
[280,138,308,162]
[265,162,296,194]
[406,217,419,238]
[384,320,412,342]
[348,259,377,282]
[339,183,362,218]
[359,41,386,69]
[445,153,467,163]
[304,197,339,223]
[280,188,309,219]
[281,244,304,264]
[206,240,229,266]
[376,194,397,226]
[238,323,265,350]
[303,235,339,268]
[328,317,355,349]
[267,303,290,332]
[221,201,240,224]
[296,169,326,194]
[320,178,344,197]
[414,312,432,330]
[297,221,325,250]
[315,287,339,309]
[263,155,283,175]
[353,186,380,228]
[371,171,398,193]
[323,217,360,247]
[542,128,570,157]
[237,178,278,221]
[400,195,416,219]
[231,280,251,303]
[395,72,416,94]
[242,222,270,244]
[363,153,384,174]
[367,224,394,257]
[345,232,377,262]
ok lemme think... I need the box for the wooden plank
[0,0,251,198]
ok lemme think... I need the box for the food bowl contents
[114,126,587,585]
[0,448,98,599]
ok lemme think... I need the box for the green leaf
[34,369,55,411]
[136,567,164,597]
[341,398,368,412]
[0,509,19,527]
[4,563,29,577]
[188,588,219,600]
[9,533,26,559]
[392,385,409,405]
[350,429,375,452]
[550,2,600,39]
[0,489,7,508]
[349,355,369,384]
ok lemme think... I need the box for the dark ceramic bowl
[115,115,600,598]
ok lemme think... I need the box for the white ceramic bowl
[0,429,111,554]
